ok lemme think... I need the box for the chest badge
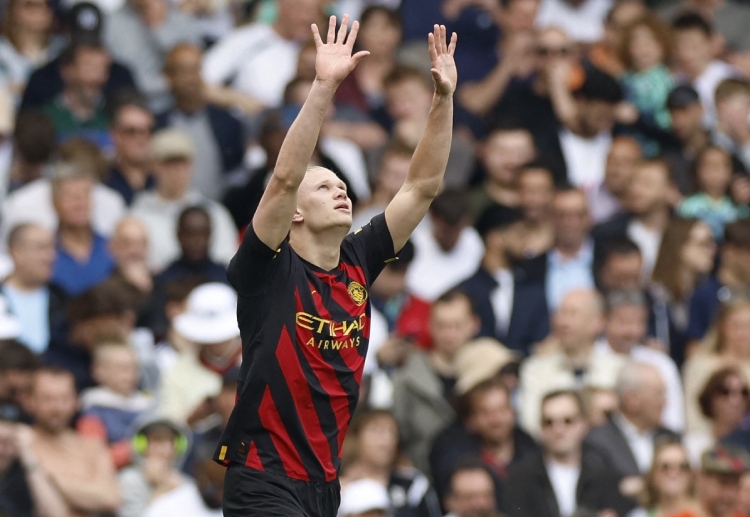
[347,281,368,306]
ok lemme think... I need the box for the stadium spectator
[105,95,157,206]
[587,136,642,224]
[158,282,240,424]
[650,218,717,365]
[77,341,154,469]
[712,78,750,172]
[4,109,57,196]
[430,375,537,512]
[2,223,65,354]
[686,219,750,343]
[341,409,442,517]
[28,366,121,515]
[103,0,200,112]
[504,390,633,517]
[442,461,498,517]
[108,216,152,297]
[458,203,549,354]
[0,339,37,419]
[392,288,479,474]
[158,43,244,201]
[404,188,483,302]
[585,362,678,499]
[518,289,625,435]
[695,444,750,517]
[685,367,750,466]
[596,289,685,432]
[594,236,643,293]
[338,478,390,517]
[130,128,238,272]
[640,438,701,517]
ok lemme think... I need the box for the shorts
[222,462,341,517]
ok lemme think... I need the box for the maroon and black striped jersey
[214,213,396,482]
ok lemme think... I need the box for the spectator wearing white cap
[339,478,391,517]
[130,128,238,273]
[157,282,240,424]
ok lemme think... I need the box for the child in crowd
[77,342,155,469]
[678,145,750,239]
[619,14,674,155]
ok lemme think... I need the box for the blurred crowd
[3,0,750,516]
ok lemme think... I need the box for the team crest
[347,281,367,306]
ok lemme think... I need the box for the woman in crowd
[641,439,700,517]
[340,409,443,517]
[684,367,750,465]
[683,299,750,433]
[650,217,716,366]
[0,0,63,104]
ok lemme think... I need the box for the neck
[356,462,391,484]
[482,251,510,274]
[59,224,91,243]
[657,494,692,514]
[159,188,188,201]
[712,418,737,439]
[430,349,458,375]
[684,128,709,155]
[289,228,347,271]
[637,207,670,230]
[64,90,97,119]
[564,342,593,369]
[117,160,150,187]
[484,179,519,207]
[5,273,44,292]
[622,411,651,433]
[176,96,205,114]
[546,449,581,467]
[12,29,46,55]
[484,434,515,460]
[33,426,69,442]
[555,239,585,258]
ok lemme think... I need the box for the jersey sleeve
[226,222,287,296]
[343,212,397,286]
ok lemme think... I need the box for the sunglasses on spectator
[117,125,153,137]
[541,415,579,428]
[535,46,571,57]
[717,386,750,398]
[657,462,691,474]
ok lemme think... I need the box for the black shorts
[222,462,341,517]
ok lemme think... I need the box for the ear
[292,207,303,224]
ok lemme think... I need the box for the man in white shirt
[536,0,613,43]
[596,289,685,432]
[405,188,484,302]
[130,129,238,273]
[504,390,632,517]
[586,362,679,501]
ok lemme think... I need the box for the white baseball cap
[173,283,240,345]
[339,479,390,516]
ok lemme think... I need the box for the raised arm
[384,25,457,253]
[252,15,369,250]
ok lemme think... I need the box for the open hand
[311,14,369,87]
[429,24,457,97]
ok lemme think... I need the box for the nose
[334,187,347,199]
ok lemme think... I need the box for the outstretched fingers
[346,19,360,50]
[448,31,457,55]
[326,14,336,43]
[337,14,350,43]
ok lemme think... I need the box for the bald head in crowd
[617,361,666,432]
[553,289,606,357]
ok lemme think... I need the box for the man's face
[177,211,211,262]
[430,297,477,358]
[604,139,641,196]
[110,220,149,266]
[154,158,193,200]
[552,190,591,250]
[10,225,55,286]
[431,215,466,252]
[540,395,587,459]
[166,46,204,102]
[386,78,433,121]
[0,369,33,410]
[534,28,574,78]
[446,469,496,517]
[553,291,603,354]
[467,387,515,446]
[377,153,410,199]
[112,106,154,165]
[29,372,78,434]
[64,47,110,103]
[518,169,554,221]
[598,252,643,291]
[674,29,714,77]
[699,472,742,517]
[295,167,352,233]
[53,177,92,229]
[605,304,647,354]
[144,427,178,463]
[481,130,535,186]
[277,0,323,42]
[578,99,616,137]
[625,164,669,216]
[625,367,666,429]
[669,104,703,141]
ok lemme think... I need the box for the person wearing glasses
[504,389,633,517]
[640,439,701,517]
[685,368,750,467]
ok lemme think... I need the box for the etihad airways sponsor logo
[295,311,367,350]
